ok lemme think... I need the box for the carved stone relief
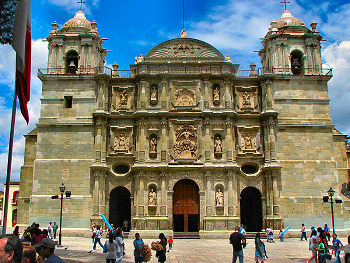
[237,126,262,154]
[173,124,198,159]
[236,87,259,112]
[174,87,196,106]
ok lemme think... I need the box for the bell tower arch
[47,10,107,74]
[259,10,323,75]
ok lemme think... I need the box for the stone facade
[18,10,349,236]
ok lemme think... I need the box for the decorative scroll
[173,124,198,159]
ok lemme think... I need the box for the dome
[62,11,92,30]
[276,10,305,28]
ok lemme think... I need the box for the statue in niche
[148,189,157,206]
[213,87,220,101]
[214,136,222,153]
[119,90,128,107]
[150,137,157,152]
[242,91,251,107]
[243,133,254,150]
[216,189,224,206]
[151,87,157,101]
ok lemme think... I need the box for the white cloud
[323,41,350,135]
[0,39,48,184]
[47,0,100,15]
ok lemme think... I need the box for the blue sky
[0,0,350,184]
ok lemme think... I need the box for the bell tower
[46,10,106,74]
[259,10,323,75]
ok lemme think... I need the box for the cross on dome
[281,0,290,10]
[77,0,85,11]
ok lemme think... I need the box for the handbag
[324,253,332,260]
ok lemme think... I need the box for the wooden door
[173,179,199,232]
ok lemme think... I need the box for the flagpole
[2,87,18,235]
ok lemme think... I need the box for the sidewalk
[54,236,347,263]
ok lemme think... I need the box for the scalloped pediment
[144,38,225,63]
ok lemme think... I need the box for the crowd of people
[303,224,350,263]
[0,221,64,263]
[229,224,350,263]
[90,222,171,263]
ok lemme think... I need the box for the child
[278,230,284,242]
[167,236,173,252]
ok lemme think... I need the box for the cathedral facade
[18,9,349,236]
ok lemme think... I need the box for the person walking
[156,233,167,263]
[89,225,104,253]
[167,236,173,252]
[133,233,144,263]
[229,226,246,263]
[255,233,267,263]
[324,224,330,242]
[52,222,58,239]
[301,224,307,241]
[316,237,326,263]
[115,229,125,263]
[307,230,318,263]
[104,233,118,263]
[47,222,53,239]
[332,233,343,263]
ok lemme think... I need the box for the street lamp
[58,182,66,246]
[52,183,71,246]
[323,186,342,235]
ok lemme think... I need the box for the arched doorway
[240,187,262,232]
[173,179,199,232]
[109,186,131,231]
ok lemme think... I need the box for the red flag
[11,0,31,124]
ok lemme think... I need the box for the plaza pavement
[53,236,349,263]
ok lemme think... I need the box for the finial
[77,0,85,11]
[181,29,187,38]
[280,0,290,11]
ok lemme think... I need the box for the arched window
[290,50,304,75]
[66,50,79,74]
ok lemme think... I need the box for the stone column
[160,173,167,216]
[268,117,277,162]
[263,119,270,163]
[225,118,234,162]
[203,79,210,109]
[160,79,168,109]
[140,80,147,109]
[272,173,280,215]
[138,119,146,162]
[204,119,211,162]
[138,172,145,216]
[265,172,273,216]
[224,80,231,109]
[234,172,239,216]
[205,171,212,216]
[227,173,235,216]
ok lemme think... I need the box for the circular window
[114,164,130,174]
[241,164,258,174]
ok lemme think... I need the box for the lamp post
[58,182,66,246]
[327,186,335,235]
[323,186,342,235]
